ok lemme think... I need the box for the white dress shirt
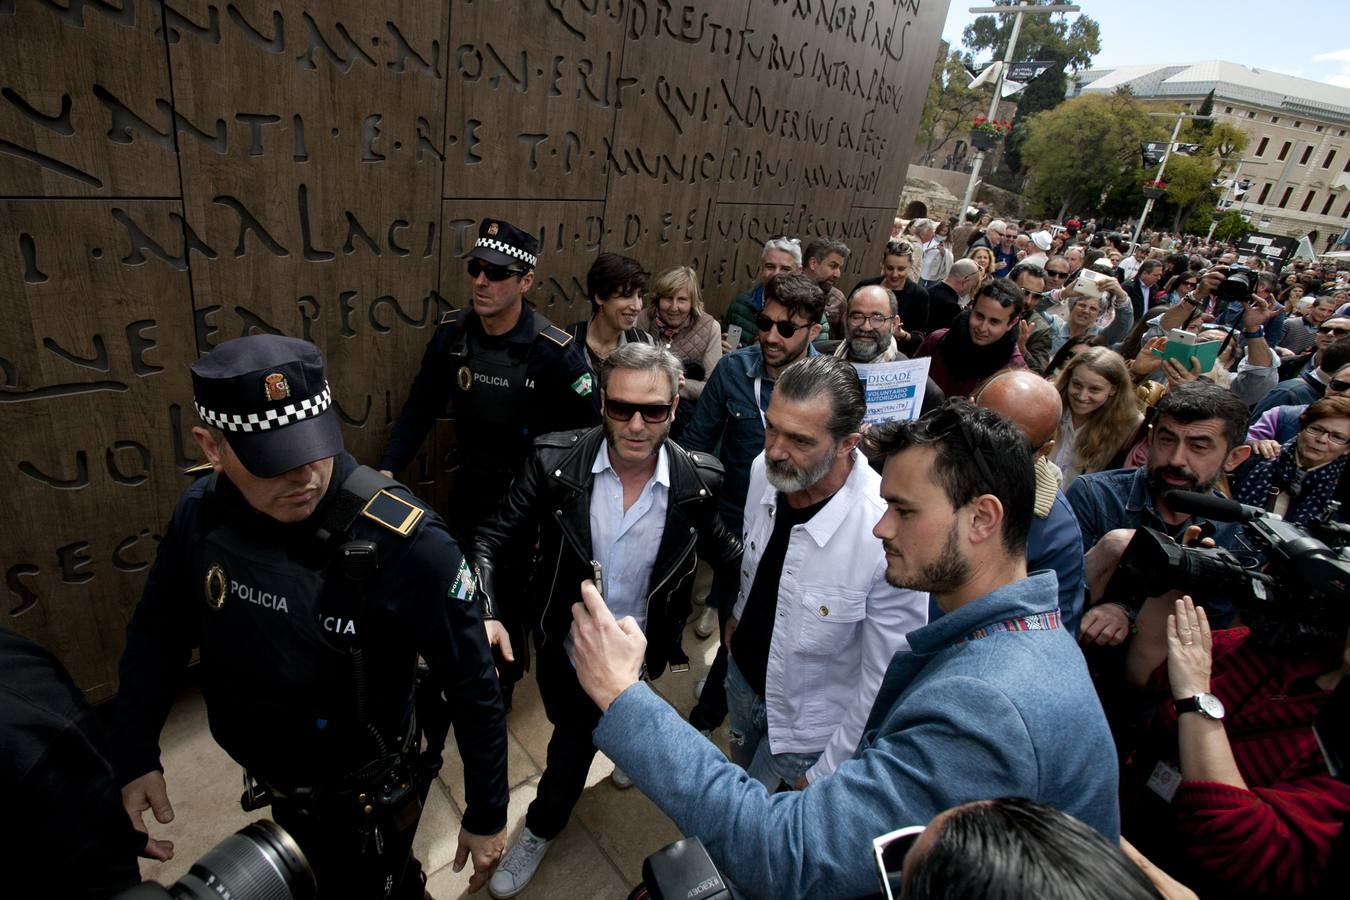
[565,442,670,661]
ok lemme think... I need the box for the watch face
[1198,693,1226,719]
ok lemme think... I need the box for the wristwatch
[1174,692,1226,720]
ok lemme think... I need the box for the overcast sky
[940,1,1350,89]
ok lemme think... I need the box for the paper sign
[853,358,931,425]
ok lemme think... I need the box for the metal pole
[959,3,1027,215]
[1205,160,1244,243]
[1129,111,1186,251]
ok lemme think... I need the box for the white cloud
[1311,48,1350,63]
[1329,73,1350,89]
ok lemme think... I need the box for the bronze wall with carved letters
[0,0,948,699]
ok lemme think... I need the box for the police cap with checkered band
[466,217,539,270]
[191,335,344,478]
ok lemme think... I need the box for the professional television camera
[1104,490,1350,651]
[114,820,314,900]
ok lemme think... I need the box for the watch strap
[1174,696,1203,716]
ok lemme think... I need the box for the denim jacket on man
[593,571,1121,899]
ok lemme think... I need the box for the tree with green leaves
[1020,90,1164,220]
[962,1,1102,186]
[1193,89,1216,137]
[915,47,987,168]
[1159,120,1249,232]
[1213,209,1255,242]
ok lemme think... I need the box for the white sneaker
[694,606,718,639]
[611,765,633,789]
[488,826,553,899]
[694,677,706,700]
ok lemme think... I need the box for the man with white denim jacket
[722,355,928,789]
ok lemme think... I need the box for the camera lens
[171,820,315,900]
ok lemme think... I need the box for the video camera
[1104,491,1350,652]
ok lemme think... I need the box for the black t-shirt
[850,276,931,336]
[732,492,831,697]
[926,282,963,333]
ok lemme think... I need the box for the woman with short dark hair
[1232,395,1350,525]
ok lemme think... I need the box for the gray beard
[765,445,837,494]
[847,334,887,362]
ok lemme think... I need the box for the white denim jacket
[733,452,928,782]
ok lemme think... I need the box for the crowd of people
[11,211,1350,900]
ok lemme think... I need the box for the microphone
[1164,490,1264,523]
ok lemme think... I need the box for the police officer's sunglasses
[603,396,673,423]
[468,258,527,282]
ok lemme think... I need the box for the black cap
[191,335,343,478]
[467,218,539,269]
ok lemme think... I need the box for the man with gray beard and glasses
[718,356,927,790]
[832,284,946,412]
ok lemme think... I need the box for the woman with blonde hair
[967,245,995,293]
[1052,347,1142,486]
[636,265,721,435]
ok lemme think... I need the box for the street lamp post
[958,2,1081,216]
[1206,156,1262,242]
[1129,110,1213,250]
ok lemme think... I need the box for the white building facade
[1075,61,1350,249]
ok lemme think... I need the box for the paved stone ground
[138,569,723,899]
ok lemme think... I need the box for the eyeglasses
[603,397,673,424]
[847,312,895,327]
[1317,325,1350,336]
[1305,423,1350,445]
[467,258,526,281]
[1045,269,1069,279]
[1021,288,1048,300]
[872,825,926,900]
[1329,378,1350,392]
[912,406,998,492]
[1181,280,1198,287]
[755,312,808,339]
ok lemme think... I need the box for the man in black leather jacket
[472,343,742,898]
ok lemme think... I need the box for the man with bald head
[926,258,980,333]
[973,370,1087,636]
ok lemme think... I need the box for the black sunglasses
[1318,325,1350,336]
[468,258,526,282]
[912,406,998,492]
[755,312,808,339]
[1330,378,1350,392]
[603,397,673,423]
[1045,269,1069,278]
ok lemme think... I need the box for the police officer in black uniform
[379,219,598,689]
[115,335,508,898]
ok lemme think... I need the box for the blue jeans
[725,657,820,790]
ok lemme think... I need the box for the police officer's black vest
[445,307,569,500]
[190,466,418,787]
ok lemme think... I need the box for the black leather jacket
[472,427,742,678]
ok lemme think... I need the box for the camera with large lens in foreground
[115,820,314,900]
[1105,491,1350,651]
